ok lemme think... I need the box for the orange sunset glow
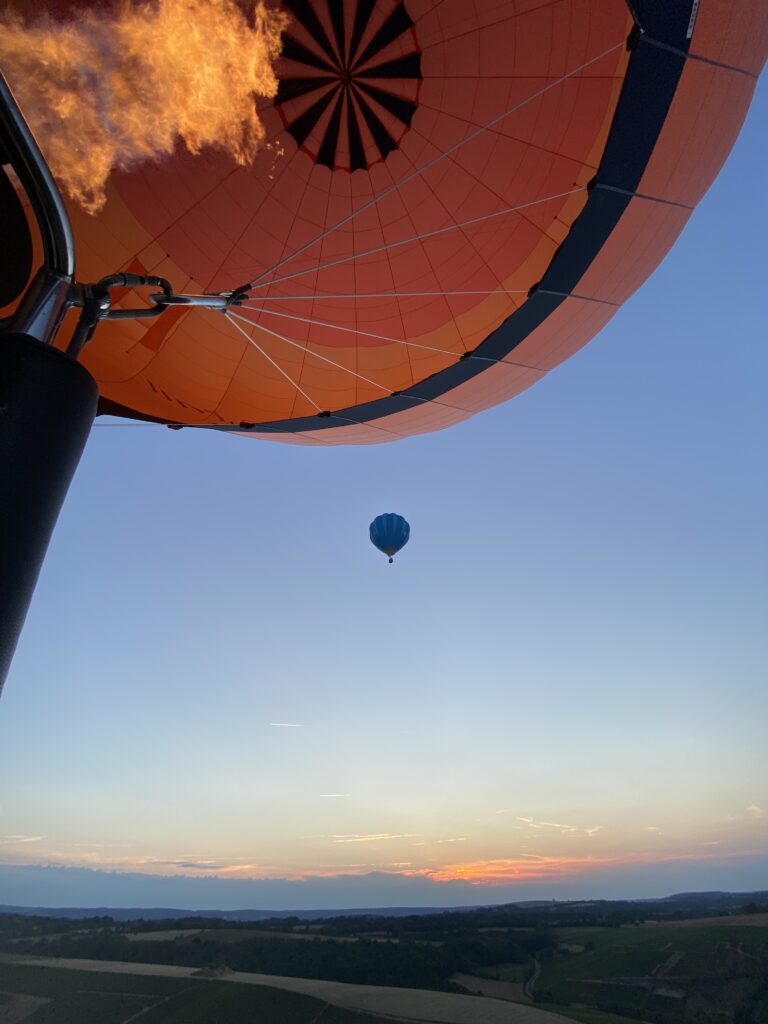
[3,804,765,892]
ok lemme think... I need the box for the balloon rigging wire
[228,180,594,380]
[241,290,533,301]
[245,188,587,291]
[225,313,323,411]
[237,305,467,358]
[235,304,543,373]
[227,310,391,394]
[239,38,627,292]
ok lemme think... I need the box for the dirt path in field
[523,957,540,1001]
[11,956,570,1024]
[0,994,50,1024]
[452,974,526,1002]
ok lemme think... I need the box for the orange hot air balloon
[4,0,767,445]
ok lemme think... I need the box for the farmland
[535,923,768,1024]
[0,959,400,1024]
[0,957,568,1024]
[2,893,767,1023]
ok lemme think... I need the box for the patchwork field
[536,924,768,1023]
[3,898,768,1024]
[0,959,401,1023]
[0,957,570,1024]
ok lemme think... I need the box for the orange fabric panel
[298,420,409,445]
[504,297,616,373]
[573,199,692,307]
[293,362,546,444]
[639,61,762,207]
[234,429,336,446]
[298,402,474,444]
[427,361,545,414]
[689,0,768,76]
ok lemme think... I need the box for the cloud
[406,846,768,886]
[3,844,767,911]
[647,826,663,834]
[318,794,351,798]
[0,835,43,846]
[331,834,417,844]
[746,804,765,818]
[269,722,304,728]
[72,843,132,849]
[155,859,228,871]
[302,834,418,844]
[514,817,599,837]
[215,864,264,876]
[436,837,467,844]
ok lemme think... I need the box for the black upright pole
[0,70,98,696]
[0,334,97,694]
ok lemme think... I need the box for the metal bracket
[148,291,233,311]
[66,274,174,357]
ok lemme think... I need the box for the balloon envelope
[370,514,410,562]
[4,0,765,443]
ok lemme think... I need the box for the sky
[0,80,765,913]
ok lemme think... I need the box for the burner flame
[1,0,287,213]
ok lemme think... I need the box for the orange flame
[0,0,287,213]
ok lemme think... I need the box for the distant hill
[662,890,768,907]
[1,890,765,922]
[0,904,485,921]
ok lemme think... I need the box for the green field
[534,925,768,1023]
[477,961,527,982]
[0,961,392,1023]
[538,1006,641,1024]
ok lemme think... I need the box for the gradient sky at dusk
[0,81,765,911]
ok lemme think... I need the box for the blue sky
[0,79,765,912]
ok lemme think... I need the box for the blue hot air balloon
[369,514,410,564]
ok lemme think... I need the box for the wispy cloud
[746,804,765,818]
[332,833,417,844]
[318,793,351,798]
[269,722,304,728]
[71,843,132,849]
[647,826,663,834]
[155,859,228,870]
[436,837,467,844]
[514,817,600,837]
[215,863,264,876]
[302,833,418,844]
[0,835,43,846]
